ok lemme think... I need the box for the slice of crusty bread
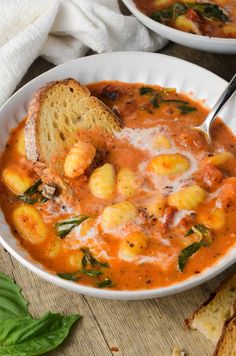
[213,314,236,356]
[24,78,121,185]
[185,272,236,344]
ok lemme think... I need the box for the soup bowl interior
[122,0,236,54]
[0,52,236,299]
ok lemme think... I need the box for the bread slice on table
[185,272,236,344]
[24,78,121,189]
[213,313,236,356]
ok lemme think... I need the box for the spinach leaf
[189,3,228,22]
[178,241,206,272]
[0,272,30,322]
[97,279,113,288]
[0,312,80,355]
[55,215,89,238]
[139,87,154,95]
[185,224,211,239]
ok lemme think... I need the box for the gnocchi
[101,201,137,230]
[119,231,148,261]
[2,167,33,194]
[206,152,233,166]
[174,15,201,35]
[12,205,47,244]
[68,251,84,270]
[89,163,115,199]
[144,194,166,218]
[117,167,141,198]
[64,139,96,178]
[148,154,189,176]
[200,208,225,230]
[168,185,206,210]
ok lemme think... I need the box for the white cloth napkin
[0,0,167,107]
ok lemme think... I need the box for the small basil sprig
[81,248,109,269]
[97,279,113,288]
[55,215,89,238]
[0,272,80,355]
[18,179,48,204]
[151,2,228,24]
[58,249,112,287]
[178,240,208,272]
[185,224,212,242]
[188,3,228,22]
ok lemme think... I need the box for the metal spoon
[195,73,236,143]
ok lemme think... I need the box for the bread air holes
[53,121,58,129]
[47,132,51,142]
[72,116,81,124]
[59,132,66,141]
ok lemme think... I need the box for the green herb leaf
[189,3,228,22]
[97,279,113,288]
[78,269,103,277]
[81,248,109,268]
[178,241,206,272]
[151,3,187,23]
[57,273,80,281]
[55,215,89,238]
[178,105,197,114]
[0,272,30,322]
[0,312,80,355]
[139,87,154,95]
[185,224,212,243]
[22,180,42,196]
[18,179,48,205]
[150,97,160,108]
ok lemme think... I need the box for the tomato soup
[1,81,236,290]
[133,0,236,38]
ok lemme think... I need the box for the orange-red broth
[1,81,236,290]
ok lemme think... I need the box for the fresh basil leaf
[178,241,205,272]
[79,269,103,277]
[189,3,228,22]
[151,3,187,23]
[150,97,160,108]
[97,279,113,288]
[185,224,211,241]
[0,272,30,322]
[22,180,42,196]
[55,215,89,238]
[57,273,80,281]
[139,87,154,95]
[81,248,109,268]
[178,105,197,114]
[0,312,80,355]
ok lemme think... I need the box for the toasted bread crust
[213,314,236,356]
[185,271,236,343]
[24,78,122,190]
[25,79,90,162]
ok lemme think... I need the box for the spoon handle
[204,73,236,131]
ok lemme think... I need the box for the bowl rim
[122,0,236,44]
[0,51,235,300]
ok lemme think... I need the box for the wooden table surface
[1,40,236,356]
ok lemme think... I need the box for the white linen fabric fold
[0,0,167,107]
